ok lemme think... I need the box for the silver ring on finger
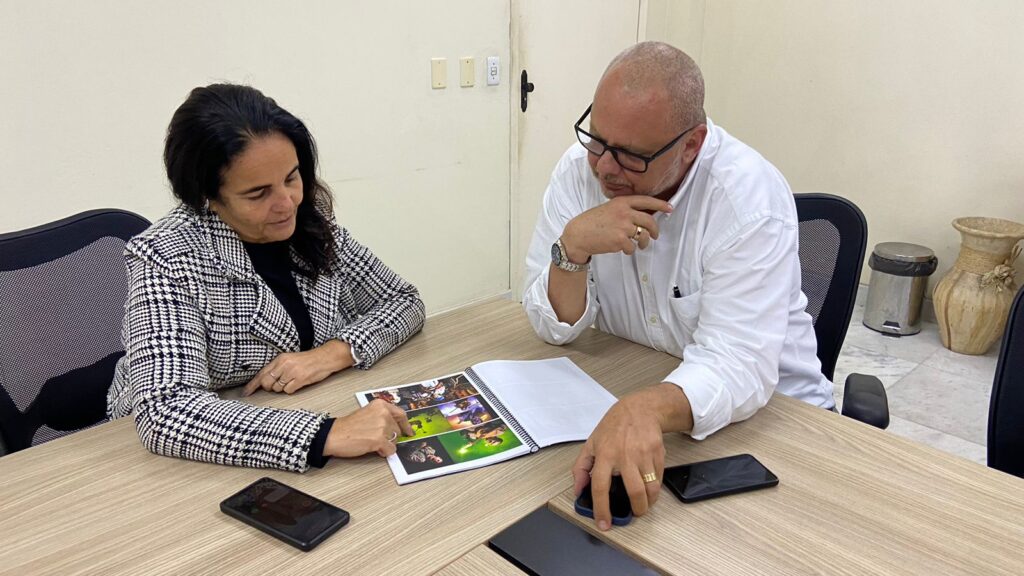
[388,431,398,442]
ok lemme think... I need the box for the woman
[107,84,424,471]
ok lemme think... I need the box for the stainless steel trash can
[863,242,938,336]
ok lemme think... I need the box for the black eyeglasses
[574,104,698,173]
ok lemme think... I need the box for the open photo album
[356,357,617,485]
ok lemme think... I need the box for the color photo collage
[364,373,523,475]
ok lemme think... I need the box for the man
[522,42,833,531]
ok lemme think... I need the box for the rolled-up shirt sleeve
[664,215,799,439]
[522,150,599,344]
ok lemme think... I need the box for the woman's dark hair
[164,83,335,277]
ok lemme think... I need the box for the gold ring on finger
[388,431,398,442]
[642,472,658,483]
[632,225,644,241]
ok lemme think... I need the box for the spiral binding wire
[465,367,538,453]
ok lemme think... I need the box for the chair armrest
[841,373,890,429]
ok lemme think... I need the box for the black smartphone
[574,475,633,526]
[220,477,350,551]
[662,454,778,503]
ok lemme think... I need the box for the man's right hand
[561,196,673,263]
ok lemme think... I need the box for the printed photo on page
[357,358,615,485]
[359,372,527,481]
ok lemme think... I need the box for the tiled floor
[833,292,998,465]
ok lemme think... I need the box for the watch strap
[554,238,588,272]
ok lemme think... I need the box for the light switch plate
[459,57,474,87]
[431,58,447,89]
[486,56,500,86]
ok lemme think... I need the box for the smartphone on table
[662,454,778,503]
[220,477,350,551]
[574,475,633,526]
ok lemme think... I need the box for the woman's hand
[325,400,414,458]
[243,339,354,396]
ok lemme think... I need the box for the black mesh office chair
[988,285,1024,478]
[0,209,150,456]
[795,193,889,428]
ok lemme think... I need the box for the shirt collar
[195,204,340,280]
[664,117,718,210]
[195,205,259,281]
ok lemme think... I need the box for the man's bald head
[597,42,706,130]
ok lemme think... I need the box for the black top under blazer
[107,203,425,471]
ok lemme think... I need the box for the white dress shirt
[523,119,834,440]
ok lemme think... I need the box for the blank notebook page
[472,357,617,446]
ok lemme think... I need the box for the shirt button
[641,274,649,283]
[649,315,658,325]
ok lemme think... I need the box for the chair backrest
[988,285,1024,478]
[794,193,868,382]
[0,209,150,454]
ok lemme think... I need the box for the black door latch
[520,70,535,112]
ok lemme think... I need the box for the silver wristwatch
[551,238,589,272]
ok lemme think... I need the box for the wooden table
[2,299,1022,575]
[549,396,1024,575]
[0,299,675,575]
[433,545,522,576]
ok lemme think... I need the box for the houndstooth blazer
[107,203,425,471]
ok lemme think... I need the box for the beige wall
[643,0,705,63]
[647,0,1024,289]
[8,1,1022,317]
[510,0,641,299]
[0,1,511,315]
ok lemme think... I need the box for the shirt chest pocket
[667,289,702,344]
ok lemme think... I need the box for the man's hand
[572,383,693,531]
[561,196,673,263]
[548,195,674,325]
[243,339,354,396]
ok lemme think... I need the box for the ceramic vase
[933,217,1024,355]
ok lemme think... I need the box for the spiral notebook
[356,357,617,485]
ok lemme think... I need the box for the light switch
[486,56,500,86]
[459,57,474,87]
[431,58,447,89]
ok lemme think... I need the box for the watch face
[551,241,562,265]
